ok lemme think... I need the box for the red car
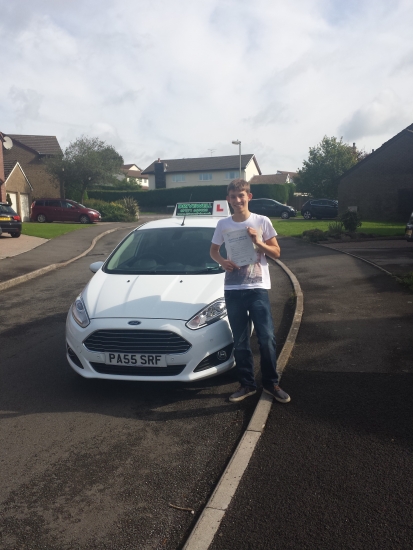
[30,199,101,224]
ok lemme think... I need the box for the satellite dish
[3,136,13,150]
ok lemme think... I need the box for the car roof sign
[173,201,230,217]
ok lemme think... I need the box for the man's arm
[210,244,240,272]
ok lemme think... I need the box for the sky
[1,0,413,174]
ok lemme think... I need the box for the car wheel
[79,215,90,224]
[281,211,290,219]
[11,232,21,238]
[37,213,47,223]
[303,211,312,220]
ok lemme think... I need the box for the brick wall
[338,134,413,221]
[3,143,60,199]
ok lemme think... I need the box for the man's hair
[227,179,250,195]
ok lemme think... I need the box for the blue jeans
[225,288,279,390]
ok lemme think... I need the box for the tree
[45,136,123,202]
[295,136,367,199]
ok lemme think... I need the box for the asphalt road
[211,238,413,550]
[0,229,294,550]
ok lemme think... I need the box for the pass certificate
[223,229,257,267]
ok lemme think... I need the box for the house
[141,154,261,190]
[119,163,149,188]
[1,133,62,220]
[249,170,297,185]
[338,123,413,221]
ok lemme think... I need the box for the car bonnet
[82,268,225,321]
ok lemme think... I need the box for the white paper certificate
[223,229,257,267]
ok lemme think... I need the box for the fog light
[217,350,227,361]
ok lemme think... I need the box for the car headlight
[186,298,227,330]
[71,295,90,328]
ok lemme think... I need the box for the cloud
[1,0,413,171]
[339,90,412,140]
[8,86,43,122]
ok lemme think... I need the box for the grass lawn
[22,222,94,239]
[272,218,406,238]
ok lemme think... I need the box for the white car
[66,201,235,381]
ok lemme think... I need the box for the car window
[0,205,16,215]
[62,201,74,209]
[104,227,225,275]
[46,200,62,207]
[34,200,45,206]
[311,200,322,206]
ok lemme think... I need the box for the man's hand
[220,259,240,272]
[247,227,260,244]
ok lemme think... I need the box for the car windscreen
[0,205,16,215]
[104,226,226,275]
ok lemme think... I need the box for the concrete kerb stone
[317,243,393,276]
[0,228,120,292]
[183,259,304,550]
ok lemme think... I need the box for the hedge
[88,183,290,207]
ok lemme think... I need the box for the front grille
[84,330,191,354]
[90,362,186,376]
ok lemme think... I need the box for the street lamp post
[231,140,241,180]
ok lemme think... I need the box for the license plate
[0,217,10,221]
[105,353,167,367]
[406,229,412,236]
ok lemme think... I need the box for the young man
[210,179,291,404]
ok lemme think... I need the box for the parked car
[301,199,338,220]
[0,202,22,237]
[248,198,296,219]
[66,201,236,382]
[30,199,101,224]
[405,211,413,242]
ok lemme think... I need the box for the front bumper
[65,312,234,382]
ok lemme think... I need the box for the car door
[60,201,78,222]
[319,200,337,218]
[46,200,63,221]
[249,200,264,215]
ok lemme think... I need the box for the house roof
[122,163,142,171]
[141,154,261,175]
[250,174,290,185]
[7,134,62,156]
[337,122,413,182]
[124,169,147,178]
[4,160,18,179]
[4,160,33,190]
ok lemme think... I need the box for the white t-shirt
[212,213,277,290]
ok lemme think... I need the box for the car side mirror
[89,261,104,273]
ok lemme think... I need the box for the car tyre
[281,211,290,219]
[80,215,90,224]
[37,213,47,223]
[303,211,312,220]
[11,232,21,238]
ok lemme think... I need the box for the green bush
[117,196,139,219]
[89,182,291,209]
[84,199,134,222]
[340,210,362,232]
[327,220,344,238]
[302,228,328,242]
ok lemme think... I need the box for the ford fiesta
[66,201,235,381]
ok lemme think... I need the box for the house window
[172,174,186,182]
[199,173,213,181]
[225,171,240,180]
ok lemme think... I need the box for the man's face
[226,189,252,211]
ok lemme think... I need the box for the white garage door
[20,194,30,221]
[8,192,18,211]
